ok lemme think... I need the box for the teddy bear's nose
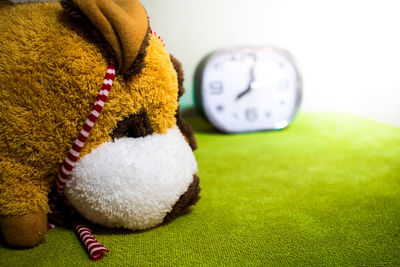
[110,111,153,139]
[64,125,198,230]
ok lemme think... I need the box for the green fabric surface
[1,112,399,266]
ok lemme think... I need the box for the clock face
[196,47,302,133]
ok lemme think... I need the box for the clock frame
[194,46,302,133]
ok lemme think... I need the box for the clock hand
[236,57,256,101]
[236,83,252,100]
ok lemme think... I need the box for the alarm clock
[194,46,302,133]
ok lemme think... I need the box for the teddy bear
[0,0,200,251]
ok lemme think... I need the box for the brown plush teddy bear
[0,0,200,252]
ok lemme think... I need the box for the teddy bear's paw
[65,125,198,230]
[0,210,47,247]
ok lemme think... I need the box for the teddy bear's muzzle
[64,125,198,230]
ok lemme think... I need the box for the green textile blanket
[1,112,399,266]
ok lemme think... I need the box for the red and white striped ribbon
[150,29,165,47]
[76,224,109,260]
[47,223,56,230]
[56,64,115,194]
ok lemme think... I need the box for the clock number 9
[209,81,223,95]
[245,108,258,121]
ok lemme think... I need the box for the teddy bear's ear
[62,0,149,74]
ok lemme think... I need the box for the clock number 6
[246,108,258,121]
[209,81,223,94]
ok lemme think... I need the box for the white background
[142,0,400,127]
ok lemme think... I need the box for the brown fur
[170,54,198,150]
[176,110,198,151]
[110,111,154,139]
[163,175,201,223]
[170,54,185,98]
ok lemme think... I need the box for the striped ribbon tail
[75,224,109,260]
[47,223,56,230]
[56,64,116,195]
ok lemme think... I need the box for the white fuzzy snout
[65,126,198,230]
